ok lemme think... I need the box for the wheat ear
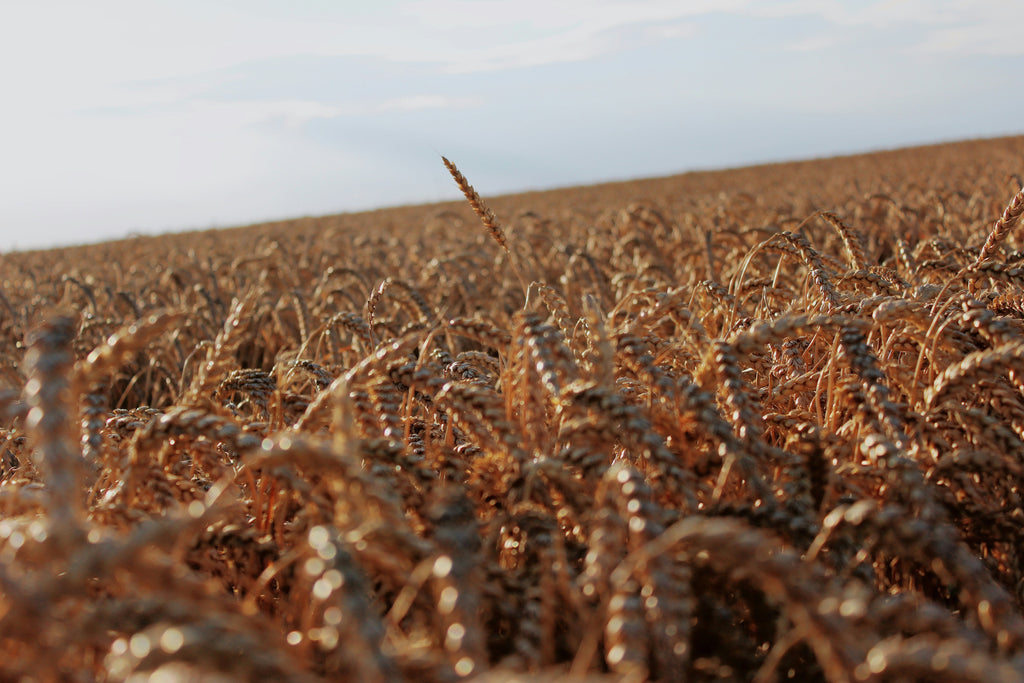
[819,211,869,270]
[975,186,1024,266]
[442,156,529,298]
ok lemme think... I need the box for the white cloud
[751,0,1021,56]
[915,22,1024,57]
[0,1,715,91]
[401,0,732,72]
[400,0,738,31]
[1,0,1013,124]
[749,0,957,27]
[0,0,717,131]
[782,35,842,52]
[378,95,482,112]
[208,95,483,128]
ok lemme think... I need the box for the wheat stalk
[442,156,529,298]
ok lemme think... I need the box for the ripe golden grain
[1,137,1024,680]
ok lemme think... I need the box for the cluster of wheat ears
[3,137,1024,682]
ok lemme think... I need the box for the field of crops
[3,135,1024,681]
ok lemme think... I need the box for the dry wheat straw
[3,136,1024,681]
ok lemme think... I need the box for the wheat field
[3,136,1024,681]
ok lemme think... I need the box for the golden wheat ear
[975,186,1024,266]
[441,156,528,299]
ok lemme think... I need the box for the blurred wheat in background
[3,136,1024,681]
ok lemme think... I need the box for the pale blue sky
[2,0,1022,250]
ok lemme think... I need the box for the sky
[1,0,1022,251]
